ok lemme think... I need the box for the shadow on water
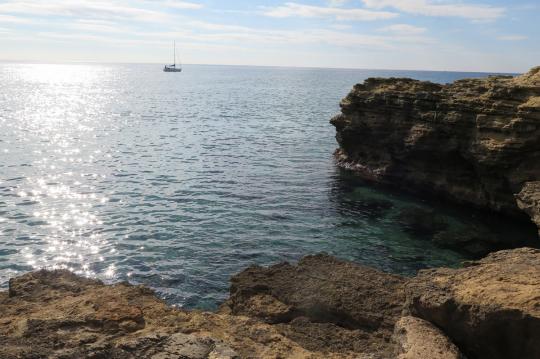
[328,168,539,264]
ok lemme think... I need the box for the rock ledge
[2,249,540,358]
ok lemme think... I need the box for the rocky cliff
[331,67,540,235]
[2,249,539,358]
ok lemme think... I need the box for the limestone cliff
[331,67,540,234]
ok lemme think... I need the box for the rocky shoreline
[2,69,540,358]
[1,248,539,358]
[331,67,540,237]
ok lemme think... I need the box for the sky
[0,0,538,72]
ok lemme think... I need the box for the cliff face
[331,67,540,234]
[2,249,539,358]
[406,248,540,359]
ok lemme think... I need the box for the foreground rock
[223,254,406,357]
[1,249,539,358]
[331,67,540,236]
[406,247,540,359]
[0,255,406,359]
[392,316,463,359]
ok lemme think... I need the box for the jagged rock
[150,333,238,359]
[0,269,367,358]
[517,181,540,236]
[393,316,464,359]
[405,247,540,359]
[0,260,406,359]
[331,66,540,237]
[223,253,406,357]
[224,254,406,330]
[3,250,539,358]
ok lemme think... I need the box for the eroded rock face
[0,269,357,358]
[331,67,540,235]
[3,249,539,358]
[392,316,464,359]
[0,257,406,359]
[222,253,406,357]
[224,254,405,329]
[517,181,540,236]
[405,247,540,359]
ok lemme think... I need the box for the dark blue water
[0,64,521,308]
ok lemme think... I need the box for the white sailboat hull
[163,66,182,72]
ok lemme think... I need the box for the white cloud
[68,19,132,34]
[378,23,426,35]
[0,13,34,23]
[148,0,203,10]
[327,0,349,6]
[0,0,205,31]
[497,35,527,41]
[1,0,531,71]
[0,0,174,22]
[29,16,433,52]
[187,21,253,32]
[329,24,353,30]
[362,0,505,21]
[263,2,398,21]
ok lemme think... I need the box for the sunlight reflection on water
[2,63,526,309]
[3,64,115,278]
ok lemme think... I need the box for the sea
[0,63,530,309]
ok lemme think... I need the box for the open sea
[0,63,529,309]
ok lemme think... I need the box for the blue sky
[0,0,538,71]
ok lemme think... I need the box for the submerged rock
[339,197,394,220]
[331,66,540,238]
[406,247,540,359]
[396,206,448,237]
[431,226,499,256]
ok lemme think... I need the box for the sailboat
[163,41,182,72]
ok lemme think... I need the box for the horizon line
[0,59,523,75]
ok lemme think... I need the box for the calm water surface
[0,64,522,308]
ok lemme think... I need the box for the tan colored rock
[223,253,406,357]
[406,247,540,359]
[330,66,540,239]
[225,254,406,330]
[5,250,540,359]
[517,181,540,236]
[0,260,404,359]
[393,316,463,359]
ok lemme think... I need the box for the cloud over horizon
[263,2,398,21]
[362,0,505,21]
[0,0,537,72]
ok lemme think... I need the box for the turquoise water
[0,64,532,309]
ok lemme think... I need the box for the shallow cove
[0,63,537,309]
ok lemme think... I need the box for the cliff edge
[331,67,540,235]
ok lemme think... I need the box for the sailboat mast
[173,41,176,66]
